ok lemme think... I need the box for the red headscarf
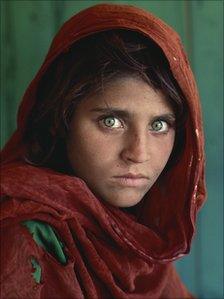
[1,3,206,298]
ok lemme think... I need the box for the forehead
[79,76,174,115]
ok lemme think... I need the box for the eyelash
[98,114,175,133]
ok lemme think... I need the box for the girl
[1,3,206,298]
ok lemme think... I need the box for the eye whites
[151,120,168,132]
[100,116,171,132]
[103,116,122,128]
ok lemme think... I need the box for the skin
[67,76,175,207]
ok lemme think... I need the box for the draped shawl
[1,3,206,298]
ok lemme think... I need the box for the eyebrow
[90,107,176,121]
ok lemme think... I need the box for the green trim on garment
[22,220,67,266]
[31,257,41,284]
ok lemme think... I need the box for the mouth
[112,173,149,187]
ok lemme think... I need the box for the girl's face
[67,76,175,207]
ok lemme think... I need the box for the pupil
[153,121,162,130]
[105,118,115,126]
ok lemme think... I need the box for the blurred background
[1,1,223,298]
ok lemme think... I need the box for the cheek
[67,126,118,174]
[152,133,175,170]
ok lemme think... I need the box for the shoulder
[1,219,69,298]
[22,219,67,265]
[1,221,43,298]
[1,219,67,267]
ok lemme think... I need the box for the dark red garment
[1,3,206,298]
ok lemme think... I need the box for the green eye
[151,120,168,132]
[103,116,122,128]
[104,117,115,127]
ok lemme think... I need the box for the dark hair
[23,29,187,173]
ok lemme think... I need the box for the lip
[114,173,149,179]
[112,173,149,187]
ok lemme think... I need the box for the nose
[120,130,150,164]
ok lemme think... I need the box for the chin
[92,186,146,208]
[105,195,143,208]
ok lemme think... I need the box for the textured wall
[1,1,223,298]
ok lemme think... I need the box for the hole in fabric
[31,257,42,284]
[22,220,68,265]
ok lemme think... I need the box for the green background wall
[1,1,223,298]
